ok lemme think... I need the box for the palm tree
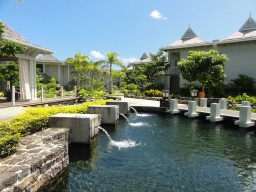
[100,51,125,94]
[65,52,91,89]
[66,52,103,90]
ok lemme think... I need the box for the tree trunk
[109,63,113,94]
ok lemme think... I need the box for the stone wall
[0,128,69,192]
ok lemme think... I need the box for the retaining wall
[0,128,69,192]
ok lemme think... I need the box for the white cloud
[150,10,168,20]
[90,51,105,60]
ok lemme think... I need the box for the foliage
[0,62,19,89]
[227,93,256,103]
[121,83,140,96]
[145,89,162,97]
[178,50,228,92]
[66,52,103,90]
[78,89,104,98]
[126,50,168,92]
[99,51,126,94]
[229,74,256,95]
[0,99,107,158]
[44,77,58,91]
[0,41,26,57]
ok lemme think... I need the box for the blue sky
[0,0,255,65]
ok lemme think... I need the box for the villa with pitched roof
[36,54,76,86]
[162,15,256,94]
[1,22,54,100]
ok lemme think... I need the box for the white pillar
[170,99,180,114]
[41,86,44,102]
[43,64,46,73]
[234,106,255,128]
[184,101,199,118]
[199,98,207,107]
[67,65,70,83]
[242,101,251,106]
[74,86,77,97]
[206,103,223,122]
[61,86,64,99]
[220,98,227,109]
[29,58,37,100]
[12,86,15,106]
[58,64,61,84]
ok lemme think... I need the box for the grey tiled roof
[3,22,30,43]
[1,21,54,54]
[36,54,62,63]
[223,16,256,43]
[140,52,150,60]
[163,26,211,50]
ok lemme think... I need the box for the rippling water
[51,113,256,192]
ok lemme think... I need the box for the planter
[198,91,205,98]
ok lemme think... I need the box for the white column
[242,101,251,106]
[170,99,180,114]
[12,86,15,106]
[206,103,223,122]
[74,86,77,97]
[41,86,44,102]
[61,86,64,99]
[220,98,227,109]
[67,65,70,83]
[43,64,46,73]
[234,106,255,128]
[184,101,199,118]
[199,98,207,107]
[29,58,37,100]
[58,64,61,84]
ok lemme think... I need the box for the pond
[50,113,256,191]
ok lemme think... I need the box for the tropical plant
[145,89,163,97]
[177,50,228,92]
[65,52,103,90]
[99,51,126,94]
[126,50,168,92]
[0,62,19,89]
[229,74,256,95]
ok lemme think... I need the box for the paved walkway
[121,97,160,107]
[0,107,26,121]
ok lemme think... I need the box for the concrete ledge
[87,105,119,125]
[0,128,69,192]
[106,101,129,115]
[48,113,101,144]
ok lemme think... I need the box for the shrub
[227,93,256,103]
[0,99,107,159]
[145,89,162,97]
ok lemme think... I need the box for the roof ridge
[181,26,198,40]
[239,14,256,32]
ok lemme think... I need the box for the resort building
[36,54,76,87]
[162,15,256,94]
[1,21,54,100]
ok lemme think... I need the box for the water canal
[51,113,256,191]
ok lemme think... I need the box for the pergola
[1,22,54,100]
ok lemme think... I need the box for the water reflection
[50,113,256,191]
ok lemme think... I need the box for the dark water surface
[53,113,256,192]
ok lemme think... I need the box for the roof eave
[217,37,256,45]
[3,36,54,54]
[162,43,212,51]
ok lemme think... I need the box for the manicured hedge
[0,99,107,159]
